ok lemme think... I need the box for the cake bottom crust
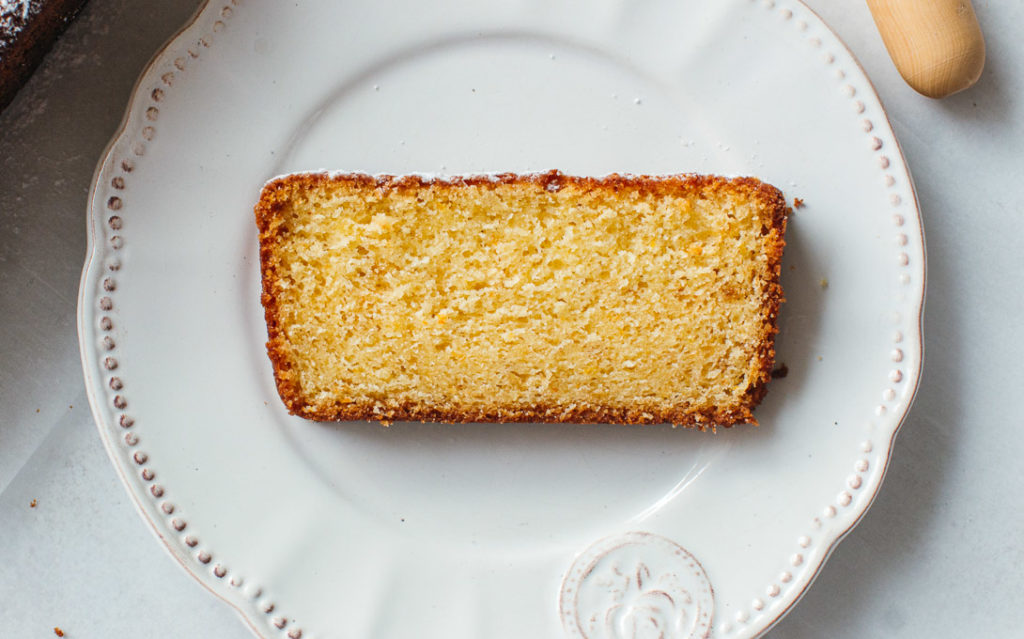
[272,378,768,429]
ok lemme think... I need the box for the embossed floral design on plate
[78,1,923,638]
[561,532,714,639]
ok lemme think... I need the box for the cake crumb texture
[256,171,787,427]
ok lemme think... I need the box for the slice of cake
[255,170,787,427]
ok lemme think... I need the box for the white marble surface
[1,1,1021,637]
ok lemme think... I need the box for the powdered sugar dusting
[263,169,732,189]
[1,1,33,41]
[1,0,31,21]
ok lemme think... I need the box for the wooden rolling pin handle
[866,0,986,99]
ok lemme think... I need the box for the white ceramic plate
[78,1,924,637]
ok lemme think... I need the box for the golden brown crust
[255,170,788,428]
[746,187,788,424]
[255,185,304,419]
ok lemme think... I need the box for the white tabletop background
[1,1,1021,637]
